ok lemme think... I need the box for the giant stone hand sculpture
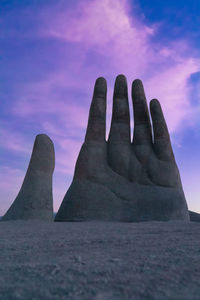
[2,134,55,221]
[55,75,189,222]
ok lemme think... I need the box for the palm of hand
[55,76,189,222]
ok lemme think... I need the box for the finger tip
[132,79,145,98]
[150,99,163,118]
[116,74,127,82]
[36,133,51,141]
[150,98,159,104]
[150,99,160,109]
[96,76,106,84]
[94,77,107,96]
[132,78,143,86]
[114,74,128,97]
[115,75,127,89]
[35,134,54,149]
[132,79,144,93]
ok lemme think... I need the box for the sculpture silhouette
[55,75,189,222]
[2,134,55,221]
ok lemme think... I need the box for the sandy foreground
[0,221,200,300]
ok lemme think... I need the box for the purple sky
[1,0,200,214]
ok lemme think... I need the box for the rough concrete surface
[2,134,55,221]
[56,76,189,222]
[0,221,200,299]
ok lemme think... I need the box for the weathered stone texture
[55,76,189,222]
[2,134,55,221]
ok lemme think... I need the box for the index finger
[85,77,107,142]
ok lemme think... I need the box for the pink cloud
[46,0,155,75]
[145,58,199,132]
[0,128,32,154]
[53,137,82,175]
[38,0,200,133]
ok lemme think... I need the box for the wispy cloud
[13,0,200,132]
[145,58,199,132]
[0,128,32,154]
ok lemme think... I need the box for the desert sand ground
[0,220,200,300]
